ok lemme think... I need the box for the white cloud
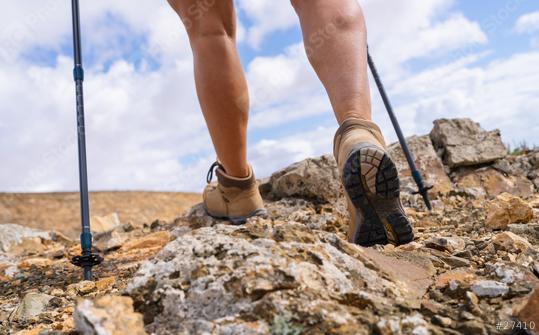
[378,51,539,145]
[0,0,537,195]
[515,10,539,34]
[250,126,336,178]
[236,0,298,49]
[0,1,215,193]
[362,0,487,79]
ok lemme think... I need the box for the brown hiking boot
[333,118,414,246]
[203,162,266,225]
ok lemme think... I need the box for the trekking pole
[367,49,433,210]
[70,0,103,280]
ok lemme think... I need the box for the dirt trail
[0,192,201,238]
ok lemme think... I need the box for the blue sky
[1,0,539,193]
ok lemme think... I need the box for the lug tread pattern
[342,145,414,247]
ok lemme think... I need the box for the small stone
[95,231,128,252]
[18,257,53,269]
[401,313,429,335]
[493,265,519,284]
[91,213,121,234]
[9,292,53,322]
[471,280,509,297]
[74,295,147,335]
[432,315,452,327]
[121,231,170,251]
[466,291,480,309]
[435,270,476,290]
[532,262,539,277]
[491,232,532,253]
[485,193,533,230]
[459,320,487,335]
[425,236,465,253]
[421,299,444,316]
[397,241,422,251]
[67,281,96,295]
[49,289,64,297]
[439,255,471,268]
[460,311,476,321]
[95,276,116,291]
[0,224,50,253]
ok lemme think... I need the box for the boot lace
[206,161,221,184]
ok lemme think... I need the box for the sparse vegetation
[506,141,538,156]
[271,315,304,335]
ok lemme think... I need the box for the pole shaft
[71,0,92,256]
[367,50,432,210]
[367,52,418,173]
[72,0,82,66]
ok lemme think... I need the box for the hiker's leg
[291,0,371,124]
[168,0,249,177]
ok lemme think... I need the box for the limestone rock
[95,277,116,291]
[508,224,539,245]
[376,313,429,335]
[67,281,96,296]
[9,292,53,322]
[435,270,476,290]
[18,257,53,269]
[0,224,50,253]
[387,135,452,194]
[491,232,532,253]
[94,230,128,251]
[90,213,121,235]
[126,222,434,334]
[430,118,507,168]
[455,167,535,198]
[121,231,170,251]
[485,193,534,230]
[471,280,509,298]
[74,296,146,335]
[424,236,465,253]
[259,155,342,203]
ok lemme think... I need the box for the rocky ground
[0,118,538,335]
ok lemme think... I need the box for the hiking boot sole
[204,207,268,225]
[342,144,414,246]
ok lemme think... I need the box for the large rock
[126,221,434,334]
[259,155,342,203]
[74,296,147,335]
[455,167,535,198]
[387,135,452,195]
[430,118,507,168]
[516,287,539,327]
[485,193,534,230]
[0,224,50,253]
[491,232,532,253]
[509,224,539,245]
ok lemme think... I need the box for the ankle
[221,164,251,179]
[337,110,372,125]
